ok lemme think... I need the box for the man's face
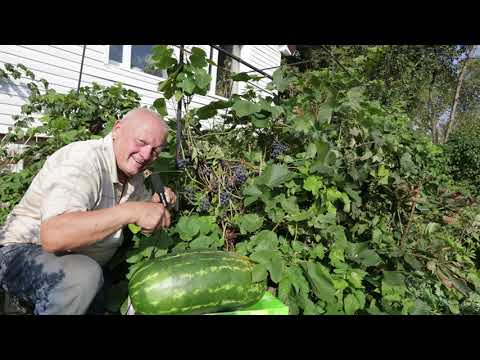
[112,113,167,178]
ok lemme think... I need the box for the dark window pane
[131,45,165,77]
[109,45,123,63]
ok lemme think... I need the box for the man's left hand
[151,186,177,208]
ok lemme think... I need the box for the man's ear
[112,119,122,139]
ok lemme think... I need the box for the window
[107,45,166,78]
[108,45,123,63]
[214,45,242,98]
[130,45,164,77]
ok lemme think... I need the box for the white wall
[0,45,283,135]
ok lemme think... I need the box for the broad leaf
[302,262,336,304]
[189,47,208,68]
[152,98,168,116]
[235,213,264,235]
[304,176,323,196]
[344,293,361,315]
[232,100,261,117]
[258,164,291,189]
[190,235,215,249]
[252,263,268,282]
[176,216,200,241]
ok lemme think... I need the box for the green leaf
[404,254,423,270]
[272,68,290,92]
[196,216,218,235]
[152,98,168,116]
[244,196,258,207]
[189,47,208,68]
[268,252,284,284]
[252,118,269,128]
[279,195,299,214]
[377,165,389,185]
[193,67,211,90]
[346,86,364,110]
[190,235,214,249]
[317,103,333,124]
[235,213,264,235]
[252,263,268,282]
[196,100,233,119]
[286,266,310,295]
[347,269,366,288]
[178,76,196,94]
[292,115,314,133]
[382,271,406,302]
[316,140,329,164]
[304,176,323,196]
[310,244,326,260]
[258,164,291,189]
[196,106,217,119]
[176,216,200,241]
[231,72,263,82]
[305,143,317,159]
[278,277,293,301]
[400,152,416,173]
[232,100,261,117]
[128,223,141,234]
[250,250,274,264]
[243,183,263,197]
[174,90,183,102]
[344,293,361,315]
[302,262,336,304]
[151,45,177,69]
[346,242,382,267]
[251,230,279,251]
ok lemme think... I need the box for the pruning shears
[150,172,170,208]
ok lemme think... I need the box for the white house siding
[0,45,283,135]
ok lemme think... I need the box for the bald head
[120,107,168,131]
[112,107,169,178]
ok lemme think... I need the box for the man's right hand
[130,202,171,233]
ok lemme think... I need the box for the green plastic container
[206,291,289,315]
[125,291,289,315]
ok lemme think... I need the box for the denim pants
[0,243,106,315]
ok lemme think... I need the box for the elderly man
[0,107,176,315]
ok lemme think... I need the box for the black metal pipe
[208,46,213,76]
[210,45,273,80]
[77,45,87,94]
[175,45,185,212]
[176,45,184,164]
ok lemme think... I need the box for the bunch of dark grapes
[219,191,231,206]
[176,155,192,170]
[233,165,248,187]
[270,140,288,159]
[199,197,210,213]
[197,164,213,180]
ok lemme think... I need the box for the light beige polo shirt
[0,133,152,266]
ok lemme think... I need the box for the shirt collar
[103,132,120,184]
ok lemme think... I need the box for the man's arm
[40,202,170,253]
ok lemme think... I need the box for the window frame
[209,44,243,99]
[104,45,167,80]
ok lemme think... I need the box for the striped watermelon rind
[128,250,266,315]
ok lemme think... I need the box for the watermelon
[128,250,266,315]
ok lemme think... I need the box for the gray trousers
[0,243,104,315]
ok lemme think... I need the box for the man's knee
[36,254,104,315]
[61,254,104,295]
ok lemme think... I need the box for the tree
[443,45,478,143]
